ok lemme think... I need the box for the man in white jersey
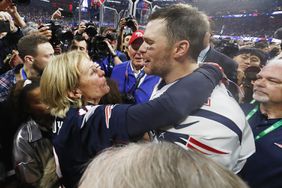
[140,4,255,173]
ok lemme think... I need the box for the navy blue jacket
[97,50,127,77]
[239,103,282,188]
[111,61,160,104]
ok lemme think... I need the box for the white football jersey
[151,82,255,173]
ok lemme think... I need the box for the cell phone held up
[0,20,11,33]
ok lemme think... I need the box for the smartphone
[0,20,11,33]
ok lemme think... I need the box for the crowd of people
[0,0,282,188]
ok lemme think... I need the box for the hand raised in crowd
[8,50,23,67]
[0,11,17,33]
[104,39,116,56]
[5,3,17,15]
[78,22,86,33]
[82,32,89,40]
[119,17,139,32]
[118,18,127,29]
[37,25,52,39]
[6,4,26,28]
[51,8,63,20]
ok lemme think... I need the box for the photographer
[33,8,74,55]
[74,20,89,41]
[117,16,138,53]
[96,27,127,77]
[69,35,88,53]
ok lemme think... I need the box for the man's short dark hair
[17,35,50,59]
[148,4,210,60]
[73,35,86,42]
[235,47,267,66]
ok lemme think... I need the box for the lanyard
[247,104,282,140]
[246,105,258,120]
[255,120,282,140]
[21,68,27,80]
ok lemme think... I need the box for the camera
[244,66,261,81]
[0,20,10,33]
[40,21,73,46]
[89,35,109,60]
[214,38,239,57]
[85,22,97,38]
[241,66,261,103]
[89,33,118,61]
[122,93,136,104]
[12,0,30,5]
[125,15,136,31]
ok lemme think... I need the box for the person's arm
[6,5,26,28]
[127,64,223,138]
[105,40,122,65]
[13,126,42,186]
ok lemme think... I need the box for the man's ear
[173,40,190,59]
[23,55,34,65]
[67,88,82,100]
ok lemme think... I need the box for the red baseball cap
[128,30,144,46]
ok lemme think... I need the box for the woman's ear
[67,89,82,100]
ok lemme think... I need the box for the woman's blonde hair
[79,142,249,188]
[40,51,89,118]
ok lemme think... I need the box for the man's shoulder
[111,61,129,77]
[240,103,257,115]
[113,61,129,70]
[0,68,16,81]
[144,74,160,82]
[200,85,246,124]
[206,48,237,66]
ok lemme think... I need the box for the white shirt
[197,45,210,64]
[151,82,256,173]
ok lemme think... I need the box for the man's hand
[37,25,52,39]
[6,4,26,28]
[51,8,63,20]
[0,11,16,33]
[6,3,17,15]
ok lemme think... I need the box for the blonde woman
[40,51,222,188]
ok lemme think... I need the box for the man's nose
[254,78,266,87]
[98,69,105,77]
[244,58,251,65]
[139,42,148,54]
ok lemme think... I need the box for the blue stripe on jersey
[193,109,242,143]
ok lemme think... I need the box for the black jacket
[204,47,238,99]
[13,120,59,188]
